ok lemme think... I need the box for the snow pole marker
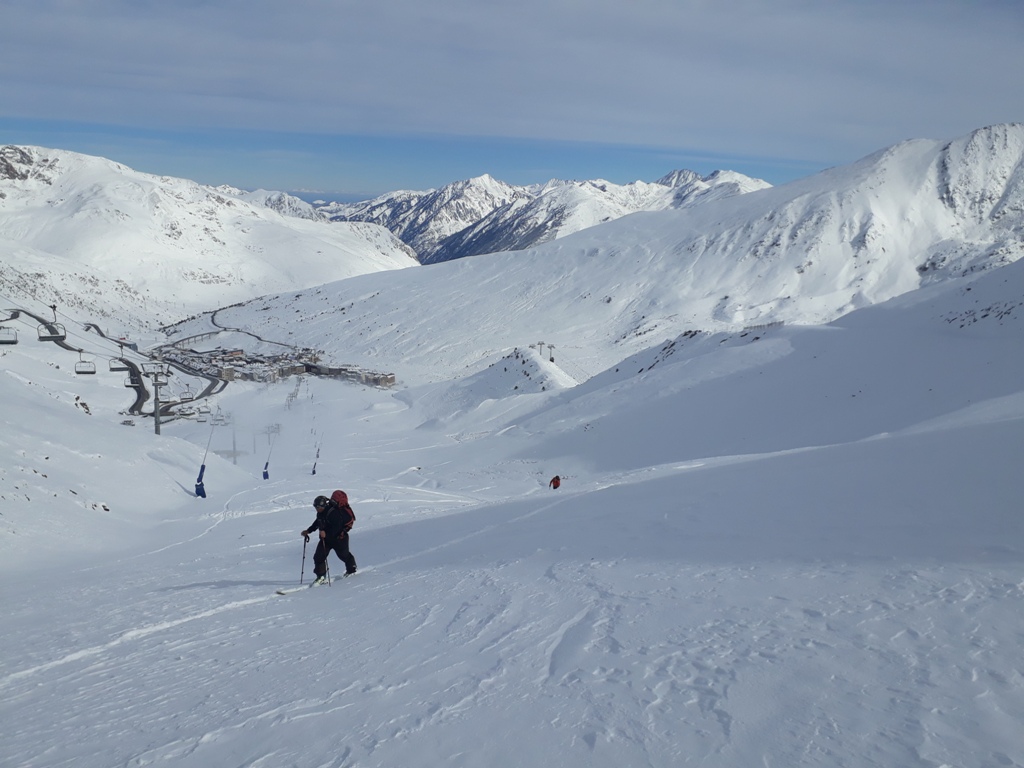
[262,426,279,480]
[195,424,215,498]
[311,432,323,475]
[195,465,207,498]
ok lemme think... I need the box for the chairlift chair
[0,326,17,345]
[37,322,67,342]
[180,386,195,402]
[75,353,97,375]
[124,375,138,388]
[109,358,130,372]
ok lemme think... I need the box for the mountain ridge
[0,144,417,326]
[3,124,1022,368]
[165,124,1024,385]
[318,169,771,263]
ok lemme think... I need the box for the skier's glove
[302,531,310,543]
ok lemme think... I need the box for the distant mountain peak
[655,169,702,187]
[317,167,771,263]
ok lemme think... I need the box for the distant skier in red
[548,475,561,490]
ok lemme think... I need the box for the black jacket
[307,500,355,541]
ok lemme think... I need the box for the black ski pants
[313,534,357,576]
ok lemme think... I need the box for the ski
[275,572,358,595]
[275,583,322,595]
[275,586,306,595]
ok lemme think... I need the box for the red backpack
[330,490,355,532]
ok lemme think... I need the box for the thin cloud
[1,0,1021,189]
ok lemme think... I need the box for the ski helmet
[313,495,329,510]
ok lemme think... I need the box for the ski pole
[325,542,332,586]
[300,536,308,584]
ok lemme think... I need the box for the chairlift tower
[141,361,172,435]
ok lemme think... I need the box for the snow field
[2,386,1022,767]
[3,129,1024,766]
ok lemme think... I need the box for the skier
[301,492,357,584]
[548,475,561,490]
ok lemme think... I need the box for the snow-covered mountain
[173,124,1024,385]
[2,125,1024,768]
[316,173,530,263]
[2,188,1022,768]
[431,169,771,264]
[0,145,417,327]
[218,186,325,221]
[317,169,771,263]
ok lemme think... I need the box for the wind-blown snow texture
[1,124,1023,768]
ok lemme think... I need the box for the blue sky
[2,0,1021,200]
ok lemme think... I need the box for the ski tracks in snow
[0,594,273,688]
[3,478,1023,767]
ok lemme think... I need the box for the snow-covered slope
[0,145,417,325]
[177,124,1024,385]
[1,216,1021,768]
[2,126,1024,768]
